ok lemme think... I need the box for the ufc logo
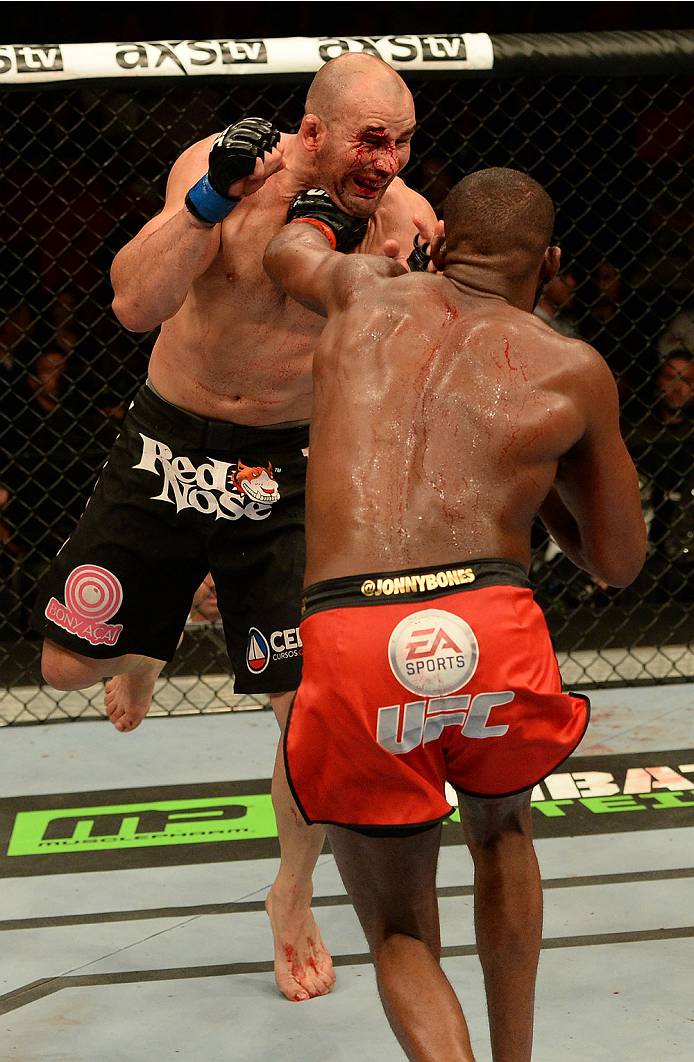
[377,691,513,755]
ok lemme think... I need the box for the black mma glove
[185,117,281,225]
[287,189,369,253]
[407,235,431,272]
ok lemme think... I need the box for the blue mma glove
[185,117,281,225]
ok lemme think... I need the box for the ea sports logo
[388,609,479,697]
[64,565,123,622]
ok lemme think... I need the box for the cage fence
[2,31,694,723]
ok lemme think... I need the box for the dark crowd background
[3,2,694,42]
[3,7,694,705]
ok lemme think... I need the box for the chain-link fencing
[2,31,694,722]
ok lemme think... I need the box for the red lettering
[405,628,462,659]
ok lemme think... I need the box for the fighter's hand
[287,189,369,253]
[185,118,282,226]
[227,142,285,198]
[384,215,441,271]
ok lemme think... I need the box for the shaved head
[444,169,555,265]
[300,52,416,218]
[306,53,411,123]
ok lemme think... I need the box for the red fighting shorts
[284,559,590,831]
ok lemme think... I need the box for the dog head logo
[233,461,280,504]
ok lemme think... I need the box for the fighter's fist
[208,118,281,196]
[186,118,281,226]
[287,189,368,253]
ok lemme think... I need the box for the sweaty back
[304,273,586,585]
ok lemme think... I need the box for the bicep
[556,367,643,534]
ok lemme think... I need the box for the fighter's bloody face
[316,98,415,217]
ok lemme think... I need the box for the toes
[276,974,310,1002]
[276,956,336,1001]
[305,958,335,995]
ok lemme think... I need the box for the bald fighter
[263,168,646,1058]
[30,53,436,1002]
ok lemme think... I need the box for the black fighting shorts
[30,383,308,694]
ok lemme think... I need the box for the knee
[40,641,103,691]
[461,794,534,859]
[374,931,442,970]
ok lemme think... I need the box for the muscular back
[305,271,598,584]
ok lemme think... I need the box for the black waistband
[127,383,310,453]
[301,559,530,619]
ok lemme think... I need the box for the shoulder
[364,177,437,251]
[550,333,620,421]
[499,310,616,412]
[378,176,433,226]
[529,311,604,367]
[328,253,404,309]
[167,134,219,187]
[383,176,436,219]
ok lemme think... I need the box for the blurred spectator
[1,304,39,474]
[0,486,13,547]
[534,269,582,338]
[44,288,129,423]
[27,351,70,413]
[624,351,694,596]
[187,574,222,626]
[47,289,81,358]
[582,260,647,399]
[1,302,38,389]
[657,303,694,363]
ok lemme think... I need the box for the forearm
[539,481,646,588]
[111,208,220,332]
[263,225,334,315]
[538,486,589,563]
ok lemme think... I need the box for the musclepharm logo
[388,609,479,697]
[134,434,280,521]
[7,795,278,856]
[45,565,124,647]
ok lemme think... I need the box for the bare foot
[266,886,337,1001]
[104,656,165,732]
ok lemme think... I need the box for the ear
[540,245,561,285]
[299,113,326,152]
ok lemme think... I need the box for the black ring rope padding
[488,29,694,77]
